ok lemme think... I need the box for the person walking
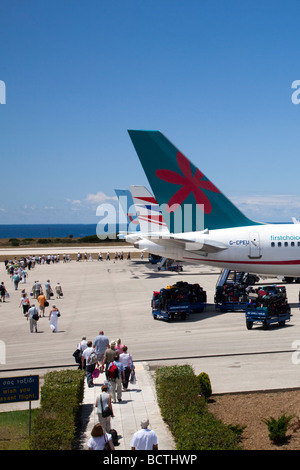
[49,305,60,333]
[82,341,98,387]
[119,345,134,391]
[20,293,30,316]
[12,273,20,290]
[55,282,63,299]
[107,352,125,403]
[21,269,27,284]
[26,304,39,333]
[102,342,117,381]
[75,336,88,369]
[33,280,42,299]
[45,280,52,300]
[95,384,114,432]
[115,338,125,354]
[87,423,114,450]
[130,419,158,450]
[38,293,47,317]
[0,282,6,302]
[93,330,109,364]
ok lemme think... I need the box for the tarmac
[79,361,175,450]
[2,247,300,451]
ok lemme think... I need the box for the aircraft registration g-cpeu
[127,130,300,278]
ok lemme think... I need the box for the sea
[0,224,110,239]
[0,221,290,240]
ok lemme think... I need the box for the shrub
[262,414,293,445]
[197,372,212,400]
[78,235,100,243]
[29,369,85,450]
[37,238,51,244]
[155,365,241,450]
[9,238,20,246]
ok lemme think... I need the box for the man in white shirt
[82,341,97,387]
[130,419,158,450]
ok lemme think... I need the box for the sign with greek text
[0,375,39,403]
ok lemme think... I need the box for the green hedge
[29,369,85,450]
[155,365,241,450]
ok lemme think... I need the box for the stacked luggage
[152,281,207,321]
[245,285,291,329]
[215,282,248,305]
[214,270,257,312]
[247,285,289,315]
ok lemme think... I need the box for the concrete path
[79,361,175,450]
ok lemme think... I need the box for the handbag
[104,433,110,450]
[130,369,136,384]
[100,395,112,418]
[92,367,100,379]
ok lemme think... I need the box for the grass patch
[0,409,38,450]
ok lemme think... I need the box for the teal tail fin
[128,130,262,232]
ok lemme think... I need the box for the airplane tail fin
[114,188,140,232]
[129,185,168,233]
[128,130,262,232]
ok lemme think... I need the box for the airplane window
[298,242,300,247]
[278,242,282,247]
[271,242,275,247]
[291,242,295,247]
[284,242,288,247]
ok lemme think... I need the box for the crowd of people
[2,257,64,334]
[74,331,158,451]
[75,251,132,261]
[2,253,158,450]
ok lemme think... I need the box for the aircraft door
[249,232,261,259]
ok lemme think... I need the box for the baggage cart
[151,281,206,321]
[152,300,206,321]
[245,306,291,330]
[152,303,190,321]
[216,301,248,313]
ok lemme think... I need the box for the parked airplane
[126,130,300,279]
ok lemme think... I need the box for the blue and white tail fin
[114,188,140,235]
[129,185,168,233]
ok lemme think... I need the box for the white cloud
[232,194,300,208]
[66,198,82,205]
[85,191,117,204]
[231,194,300,222]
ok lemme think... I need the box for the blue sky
[1,0,300,224]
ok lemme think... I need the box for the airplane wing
[138,233,228,255]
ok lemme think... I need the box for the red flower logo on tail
[156,151,220,214]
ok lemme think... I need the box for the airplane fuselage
[133,224,300,277]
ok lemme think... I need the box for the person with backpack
[102,342,117,380]
[107,352,125,403]
[82,341,99,387]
